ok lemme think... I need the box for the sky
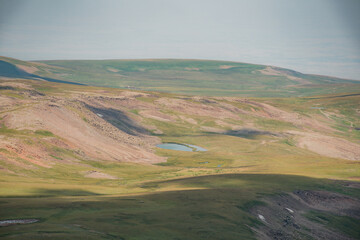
[0,0,359,79]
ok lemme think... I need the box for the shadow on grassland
[0,174,359,240]
[86,104,150,136]
[224,128,281,139]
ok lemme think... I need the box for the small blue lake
[157,143,207,152]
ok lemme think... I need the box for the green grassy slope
[2,56,359,97]
[1,174,359,240]
[38,59,360,97]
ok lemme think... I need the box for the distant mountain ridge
[1,56,359,97]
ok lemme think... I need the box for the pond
[156,143,207,152]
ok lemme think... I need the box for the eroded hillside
[0,78,359,178]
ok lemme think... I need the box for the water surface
[187,144,207,152]
[157,143,207,152]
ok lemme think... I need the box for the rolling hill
[1,56,359,97]
[0,57,359,239]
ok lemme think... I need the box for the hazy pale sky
[0,0,359,79]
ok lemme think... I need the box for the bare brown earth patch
[1,140,52,168]
[258,66,312,84]
[15,64,39,74]
[214,120,233,128]
[3,100,165,164]
[0,81,33,90]
[179,115,198,125]
[219,65,236,69]
[290,130,360,161]
[0,96,22,111]
[184,67,200,71]
[107,67,120,73]
[155,97,241,119]
[139,110,176,122]
[118,91,150,98]
[246,100,335,132]
[82,94,154,112]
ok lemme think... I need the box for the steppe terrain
[0,57,359,239]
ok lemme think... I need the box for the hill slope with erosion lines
[0,77,359,172]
